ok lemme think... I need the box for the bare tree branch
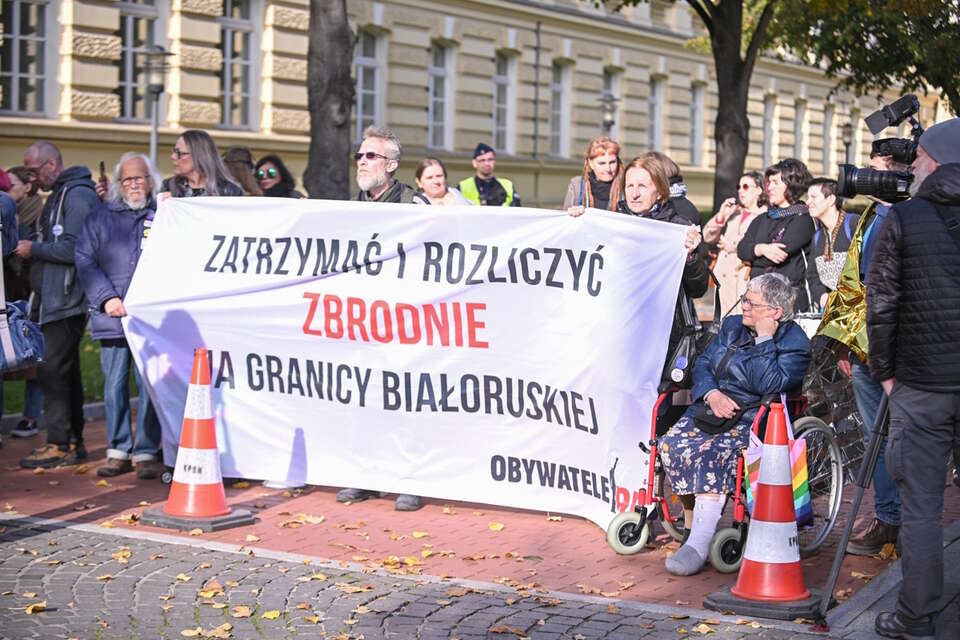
[686,0,715,35]
[743,0,775,71]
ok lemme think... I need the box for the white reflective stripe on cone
[171,447,222,485]
[757,444,792,486]
[184,383,213,420]
[742,520,801,563]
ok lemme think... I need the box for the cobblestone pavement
[0,520,843,640]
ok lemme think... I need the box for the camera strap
[932,202,960,253]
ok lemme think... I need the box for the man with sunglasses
[17,141,100,469]
[352,126,423,204]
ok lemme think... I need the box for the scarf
[767,202,808,219]
[587,171,613,210]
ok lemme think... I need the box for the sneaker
[875,611,935,639]
[394,494,422,511]
[10,420,38,438]
[135,460,164,480]
[20,443,71,469]
[97,458,133,477]
[335,488,379,503]
[847,518,900,555]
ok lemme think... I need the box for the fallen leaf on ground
[669,614,689,620]
[297,572,327,582]
[295,602,309,610]
[138,501,150,506]
[488,522,505,532]
[150,554,164,560]
[198,562,212,569]
[45,560,61,566]
[211,602,227,609]
[206,623,232,639]
[198,579,224,599]
[24,601,46,614]
[48,480,61,486]
[73,465,89,474]
[336,582,373,593]
[261,609,280,619]
[445,587,470,597]
[175,573,192,582]
[112,548,132,564]
[835,588,854,602]
[442,505,456,515]
[877,543,898,560]
[230,605,252,618]
[180,628,202,638]
[546,514,562,522]
[852,571,875,581]
[489,624,526,635]
[304,615,321,624]
[245,534,260,543]
[188,528,203,536]
[412,531,429,538]
[607,604,620,614]
[95,479,109,487]
[96,575,114,582]
[22,592,38,598]
[691,623,715,634]
[232,481,250,489]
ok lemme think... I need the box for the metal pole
[149,92,159,168]
[532,21,541,207]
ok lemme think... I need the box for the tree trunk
[708,0,752,215]
[304,0,355,199]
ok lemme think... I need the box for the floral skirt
[659,414,751,496]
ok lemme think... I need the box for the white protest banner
[123,198,687,529]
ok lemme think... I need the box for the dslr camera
[836,94,924,202]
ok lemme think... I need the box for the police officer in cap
[459,143,520,207]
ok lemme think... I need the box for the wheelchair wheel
[709,527,744,573]
[654,468,688,543]
[793,416,844,556]
[606,511,650,555]
[161,466,174,485]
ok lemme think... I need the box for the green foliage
[771,0,960,114]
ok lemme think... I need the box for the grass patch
[2,333,136,416]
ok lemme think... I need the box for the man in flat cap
[458,143,520,207]
[867,116,960,639]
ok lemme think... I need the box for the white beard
[123,196,148,210]
[357,172,388,193]
[909,165,932,198]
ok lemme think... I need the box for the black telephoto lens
[837,164,914,200]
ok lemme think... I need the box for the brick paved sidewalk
[3,420,959,619]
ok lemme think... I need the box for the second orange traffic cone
[143,348,254,532]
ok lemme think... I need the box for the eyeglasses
[171,148,191,159]
[354,151,389,162]
[738,183,753,190]
[23,158,50,176]
[739,295,777,310]
[255,167,278,180]
[120,175,148,186]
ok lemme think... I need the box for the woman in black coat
[255,155,304,199]
[738,158,816,311]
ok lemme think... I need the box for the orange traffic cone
[143,348,254,532]
[731,402,809,601]
[704,403,819,620]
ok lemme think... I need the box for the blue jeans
[23,379,43,419]
[851,360,901,525]
[101,342,161,462]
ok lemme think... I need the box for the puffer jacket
[75,199,155,340]
[30,166,100,324]
[866,163,960,391]
[689,315,810,423]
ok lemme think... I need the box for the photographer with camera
[866,116,960,639]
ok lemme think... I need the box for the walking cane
[813,393,890,631]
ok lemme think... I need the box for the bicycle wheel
[794,416,844,556]
[655,467,688,543]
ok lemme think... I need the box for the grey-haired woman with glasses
[161,130,243,198]
[255,155,304,199]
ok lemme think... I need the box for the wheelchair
[606,384,845,573]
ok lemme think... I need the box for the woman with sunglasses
[255,155,304,199]
[704,171,768,316]
[161,130,243,198]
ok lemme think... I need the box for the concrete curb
[826,518,960,632]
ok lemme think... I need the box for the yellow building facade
[0,0,944,208]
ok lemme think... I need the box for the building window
[0,0,48,115]
[690,83,705,166]
[793,99,807,160]
[549,62,571,157]
[428,42,454,150]
[602,68,622,141]
[218,0,254,128]
[648,76,665,151]
[355,30,384,143]
[492,52,516,154]
[822,104,834,173]
[115,1,160,122]
[762,94,776,168]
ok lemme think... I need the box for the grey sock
[665,544,706,576]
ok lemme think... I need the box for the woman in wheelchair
[659,272,811,576]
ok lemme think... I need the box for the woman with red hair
[563,136,623,214]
